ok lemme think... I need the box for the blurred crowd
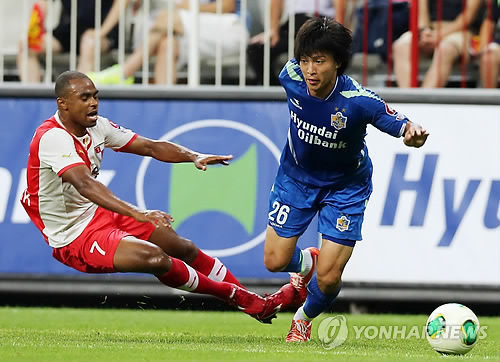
[13,0,500,88]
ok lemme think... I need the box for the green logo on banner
[169,144,258,233]
[136,119,281,257]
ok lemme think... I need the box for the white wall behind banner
[343,104,500,286]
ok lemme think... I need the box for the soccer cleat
[289,247,319,306]
[256,283,297,323]
[28,3,45,52]
[286,318,312,342]
[227,285,267,322]
[88,65,134,85]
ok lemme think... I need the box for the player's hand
[403,121,430,148]
[132,209,174,228]
[194,154,233,171]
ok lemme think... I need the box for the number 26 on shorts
[268,201,290,225]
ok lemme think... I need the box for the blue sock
[303,275,341,319]
[281,247,302,272]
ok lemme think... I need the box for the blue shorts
[268,167,373,245]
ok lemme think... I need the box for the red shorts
[52,207,155,273]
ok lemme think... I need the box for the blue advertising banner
[2,98,499,285]
[0,98,319,278]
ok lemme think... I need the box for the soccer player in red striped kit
[20,70,295,321]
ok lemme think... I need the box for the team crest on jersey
[331,112,347,130]
[385,103,406,121]
[336,215,350,232]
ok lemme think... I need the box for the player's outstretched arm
[61,164,173,228]
[403,120,430,148]
[121,135,233,171]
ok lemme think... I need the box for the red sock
[157,257,233,300]
[190,249,244,288]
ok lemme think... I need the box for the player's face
[299,52,339,99]
[62,78,99,130]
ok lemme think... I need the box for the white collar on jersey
[54,111,64,127]
[306,76,338,101]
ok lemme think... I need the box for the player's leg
[286,172,373,342]
[149,226,245,287]
[287,239,353,342]
[264,226,318,304]
[264,167,319,276]
[52,210,266,320]
[114,212,245,288]
[113,236,265,318]
[264,168,319,279]
[260,226,316,320]
[263,226,300,272]
[260,168,320,318]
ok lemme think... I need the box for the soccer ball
[426,303,480,355]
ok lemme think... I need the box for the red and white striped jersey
[20,112,137,248]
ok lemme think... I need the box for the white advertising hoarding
[343,103,500,285]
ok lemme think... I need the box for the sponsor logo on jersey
[331,112,348,130]
[290,98,303,110]
[336,215,350,232]
[290,111,347,149]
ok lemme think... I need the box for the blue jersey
[279,59,408,187]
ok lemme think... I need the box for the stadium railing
[3,0,499,88]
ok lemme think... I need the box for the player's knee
[316,269,342,293]
[264,251,287,273]
[178,237,199,263]
[143,245,171,274]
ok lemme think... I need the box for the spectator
[89,0,248,85]
[17,0,121,82]
[393,0,482,88]
[247,0,343,86]
[479,0,500,88]
[351,0,409,61]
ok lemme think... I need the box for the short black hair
[54,70,90,98]
[294,17,352,76]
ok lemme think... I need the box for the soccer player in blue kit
[262,17,429,341]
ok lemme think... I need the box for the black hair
[294,17,352,76]
[54,70,90,98]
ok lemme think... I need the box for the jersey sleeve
[39,128,86,176]
[368,99,408,137]
[352,90,407,137]
[100,117,137,151]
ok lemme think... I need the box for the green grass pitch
[0,307,498,361]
